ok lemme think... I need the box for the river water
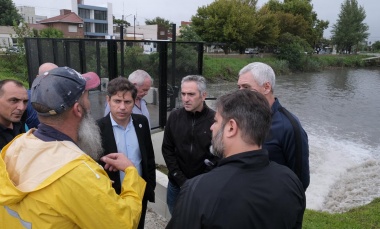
[207,68,380,213]
[90,68,380,214]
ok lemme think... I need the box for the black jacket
[0,122,25,150]
[162,104,216,187]
[167,150,306,229]
[97,113,156,202]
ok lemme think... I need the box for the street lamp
[134,15,136,40]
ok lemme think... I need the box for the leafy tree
[331,0,369,54]
[113,15,130,26]
[277,32,312,71]
[265,0,328,50]
[372,41,380,52]
[191,0,259,54]
[12,22,33,53]
[178,25,202,42]
[38,27,64,38]
[145,17,173,31]
[311,18,329,53]
[0,0,22,26]
[254,6,280,48]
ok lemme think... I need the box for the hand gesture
[101,153,135,171]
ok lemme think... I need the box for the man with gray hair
[167,90,306,228]
[162,75,217,214]
[237,62,310,190]
[0,67,146,228]
[104,70,153,127]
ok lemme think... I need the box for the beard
[211,126,225,158]
[77,110,103,160]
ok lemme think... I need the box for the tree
[0,0,22,26]
[12,22,33,53]
[191,0,259,54]
[178,25,202,42]
[113,15,130,26]
[38,27,64,38]
[372,41,380,52]
[254,6,280,48]
[331,0,369,54]
[145,17,173,31]
[277,32,312,71]
[265,0,328,51]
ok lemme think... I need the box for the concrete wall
[148,170,171,220]
[149,130,171,220]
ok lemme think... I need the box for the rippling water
[208,68,380,212]
[90,68,380,213]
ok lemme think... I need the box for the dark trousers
[137,198,148,229]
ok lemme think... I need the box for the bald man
[23,63,59,129]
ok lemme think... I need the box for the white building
[72,0,113,38]
[0,26,16,51]
[17,6,47,24]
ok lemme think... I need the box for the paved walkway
[145,208,168,228]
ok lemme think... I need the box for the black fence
[24,38,205,129]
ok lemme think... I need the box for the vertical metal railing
[25,38,204,128]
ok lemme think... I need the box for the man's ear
[225,119,238,138]
[72,103,83,118]
[263,82,272,94]
[202,91,207,101]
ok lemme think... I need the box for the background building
[17,6,47,24]
[72,0,113,39]
[38,10,84,38]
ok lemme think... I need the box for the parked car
[6,46,20,54]
[245,48,259,54]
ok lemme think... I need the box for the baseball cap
[31,66,100,116]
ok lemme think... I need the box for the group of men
[0,61,309,228]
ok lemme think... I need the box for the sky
[12,0,380,43]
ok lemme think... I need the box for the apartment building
[72,0,113,38]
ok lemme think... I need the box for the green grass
[202,53,372,81]
[303,198,380,228]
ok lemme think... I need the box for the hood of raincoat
[0,129,90,206]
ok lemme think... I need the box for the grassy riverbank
[203,53,370,82]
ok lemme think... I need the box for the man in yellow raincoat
[0,67,146,229]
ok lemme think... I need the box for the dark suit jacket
[97,113,156,202]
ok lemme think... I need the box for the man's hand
[101,153,135,171]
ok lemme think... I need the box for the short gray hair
[128,70,153,86]
[239,62,276,91]
[181,75,207,95]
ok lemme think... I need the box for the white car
[245,48,259,54]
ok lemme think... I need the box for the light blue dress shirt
[110,114,142,183]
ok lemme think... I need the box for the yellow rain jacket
[0,130,146,229]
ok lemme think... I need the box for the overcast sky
[12,0,380,43]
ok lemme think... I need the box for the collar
[185,102,210,117]
[218,149,270,168]
[0,122,22,131]
[33,123,75,142]
[110,113,133,129]
[271,98,281,114]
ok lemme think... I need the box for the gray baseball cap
[31,66,100,116]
